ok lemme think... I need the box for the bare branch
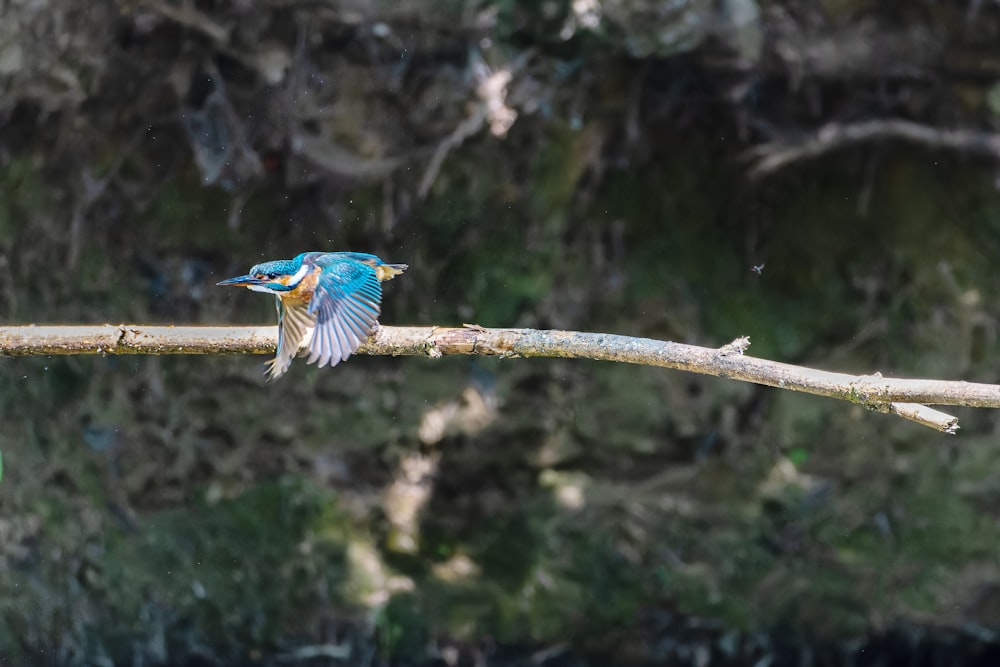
[290,133,411,182]
[136,0,230,46]
[1,324,991,432]
[888,403,959,434]
[417,51,532,199]
[417,105,488,199]
[746,119,1000,177]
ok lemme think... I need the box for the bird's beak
[216,274,263,287]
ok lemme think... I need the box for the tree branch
[745,119,1000,177]
[1,324,986,433]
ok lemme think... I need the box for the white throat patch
[286,263,310,287]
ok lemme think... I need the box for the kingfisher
[217,251,407,380]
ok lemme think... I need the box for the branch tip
[889,402,960,434]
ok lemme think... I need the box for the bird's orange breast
[280,265,320,306]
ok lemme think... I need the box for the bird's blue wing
[266,296,315,381]
[305,259,382,368]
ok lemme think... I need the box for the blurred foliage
[4,0,1000,664]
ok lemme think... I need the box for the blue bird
[217,251,407,380]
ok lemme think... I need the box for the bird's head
[217,257,310,294]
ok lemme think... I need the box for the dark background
[4,0,1000,664]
